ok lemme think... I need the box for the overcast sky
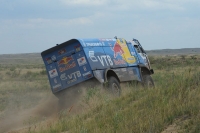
[0,0,200,54]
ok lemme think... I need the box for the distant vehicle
[41,37,154,96]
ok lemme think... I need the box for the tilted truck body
[41,37,154,96]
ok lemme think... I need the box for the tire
[107,76,121,96]
[142,75,155,88]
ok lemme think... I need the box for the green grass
[32,74,200,133]
[1,55,200,133]
[22,55,200,133]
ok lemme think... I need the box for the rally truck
[41,37,154,96]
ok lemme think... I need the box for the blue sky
[0,0,200,54]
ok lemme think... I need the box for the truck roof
[41,38,121,56]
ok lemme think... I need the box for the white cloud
[108,0,186,11]
[62,0,200,10]
[0,17,93,29]
[60,0,107,6]
[28,17,93,26]
[140,0,184,10]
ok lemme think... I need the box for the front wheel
[142,75,155,88]
[107,76,121,96]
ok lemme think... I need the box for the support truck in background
[41,37,154,97]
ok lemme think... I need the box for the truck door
[115,38,136,65]
[134,44,150,69]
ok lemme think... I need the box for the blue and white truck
[41,37,154,96]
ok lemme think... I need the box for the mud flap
[93,70,105,83]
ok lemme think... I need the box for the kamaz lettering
[86,42,104,46]
[41,37,154,96]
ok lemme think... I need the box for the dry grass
[0,54,200,133]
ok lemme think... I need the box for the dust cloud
[0,85,86,133]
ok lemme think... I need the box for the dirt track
[0,88,84,133]
[0,95,58,133]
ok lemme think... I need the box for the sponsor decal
[53,84,61,89]
[59,61,76,72]
[66,71,81,84]
[89,51,98,62]
[128,57,135,61]
[58,56,73,66]
[83,66,87,71]
[49,69,58,78]
[77,57,87,66]
[61,71,81,81]
[110,39,136,64]
[51,55,56,62]
[85,42,104,47]
[74,44,81,52]
[58,49,66,55]
[99,38,116,41]
[52,83,61,91]
[131,52,135,55]
[68,71,81,79]
[110,42,124,58]
[113,59,126,65]
[89,51,113,66]
[97,55,113,66]
[60,73,67,80]
[46,57,52,64]
[83,71,91,77]
[67,79,77,84]
[54,78,58,83]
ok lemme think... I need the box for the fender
[138,64,154,74]
[104,68,111,82]
[104,68,120,82]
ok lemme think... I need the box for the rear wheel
[107,76,121,96]
[142,75,155,88]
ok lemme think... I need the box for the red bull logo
[59,61,76,72]
[109,38,136,64]
[58,56,73,66]
[110,42,124,58]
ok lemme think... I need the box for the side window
[134,45,141,53]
